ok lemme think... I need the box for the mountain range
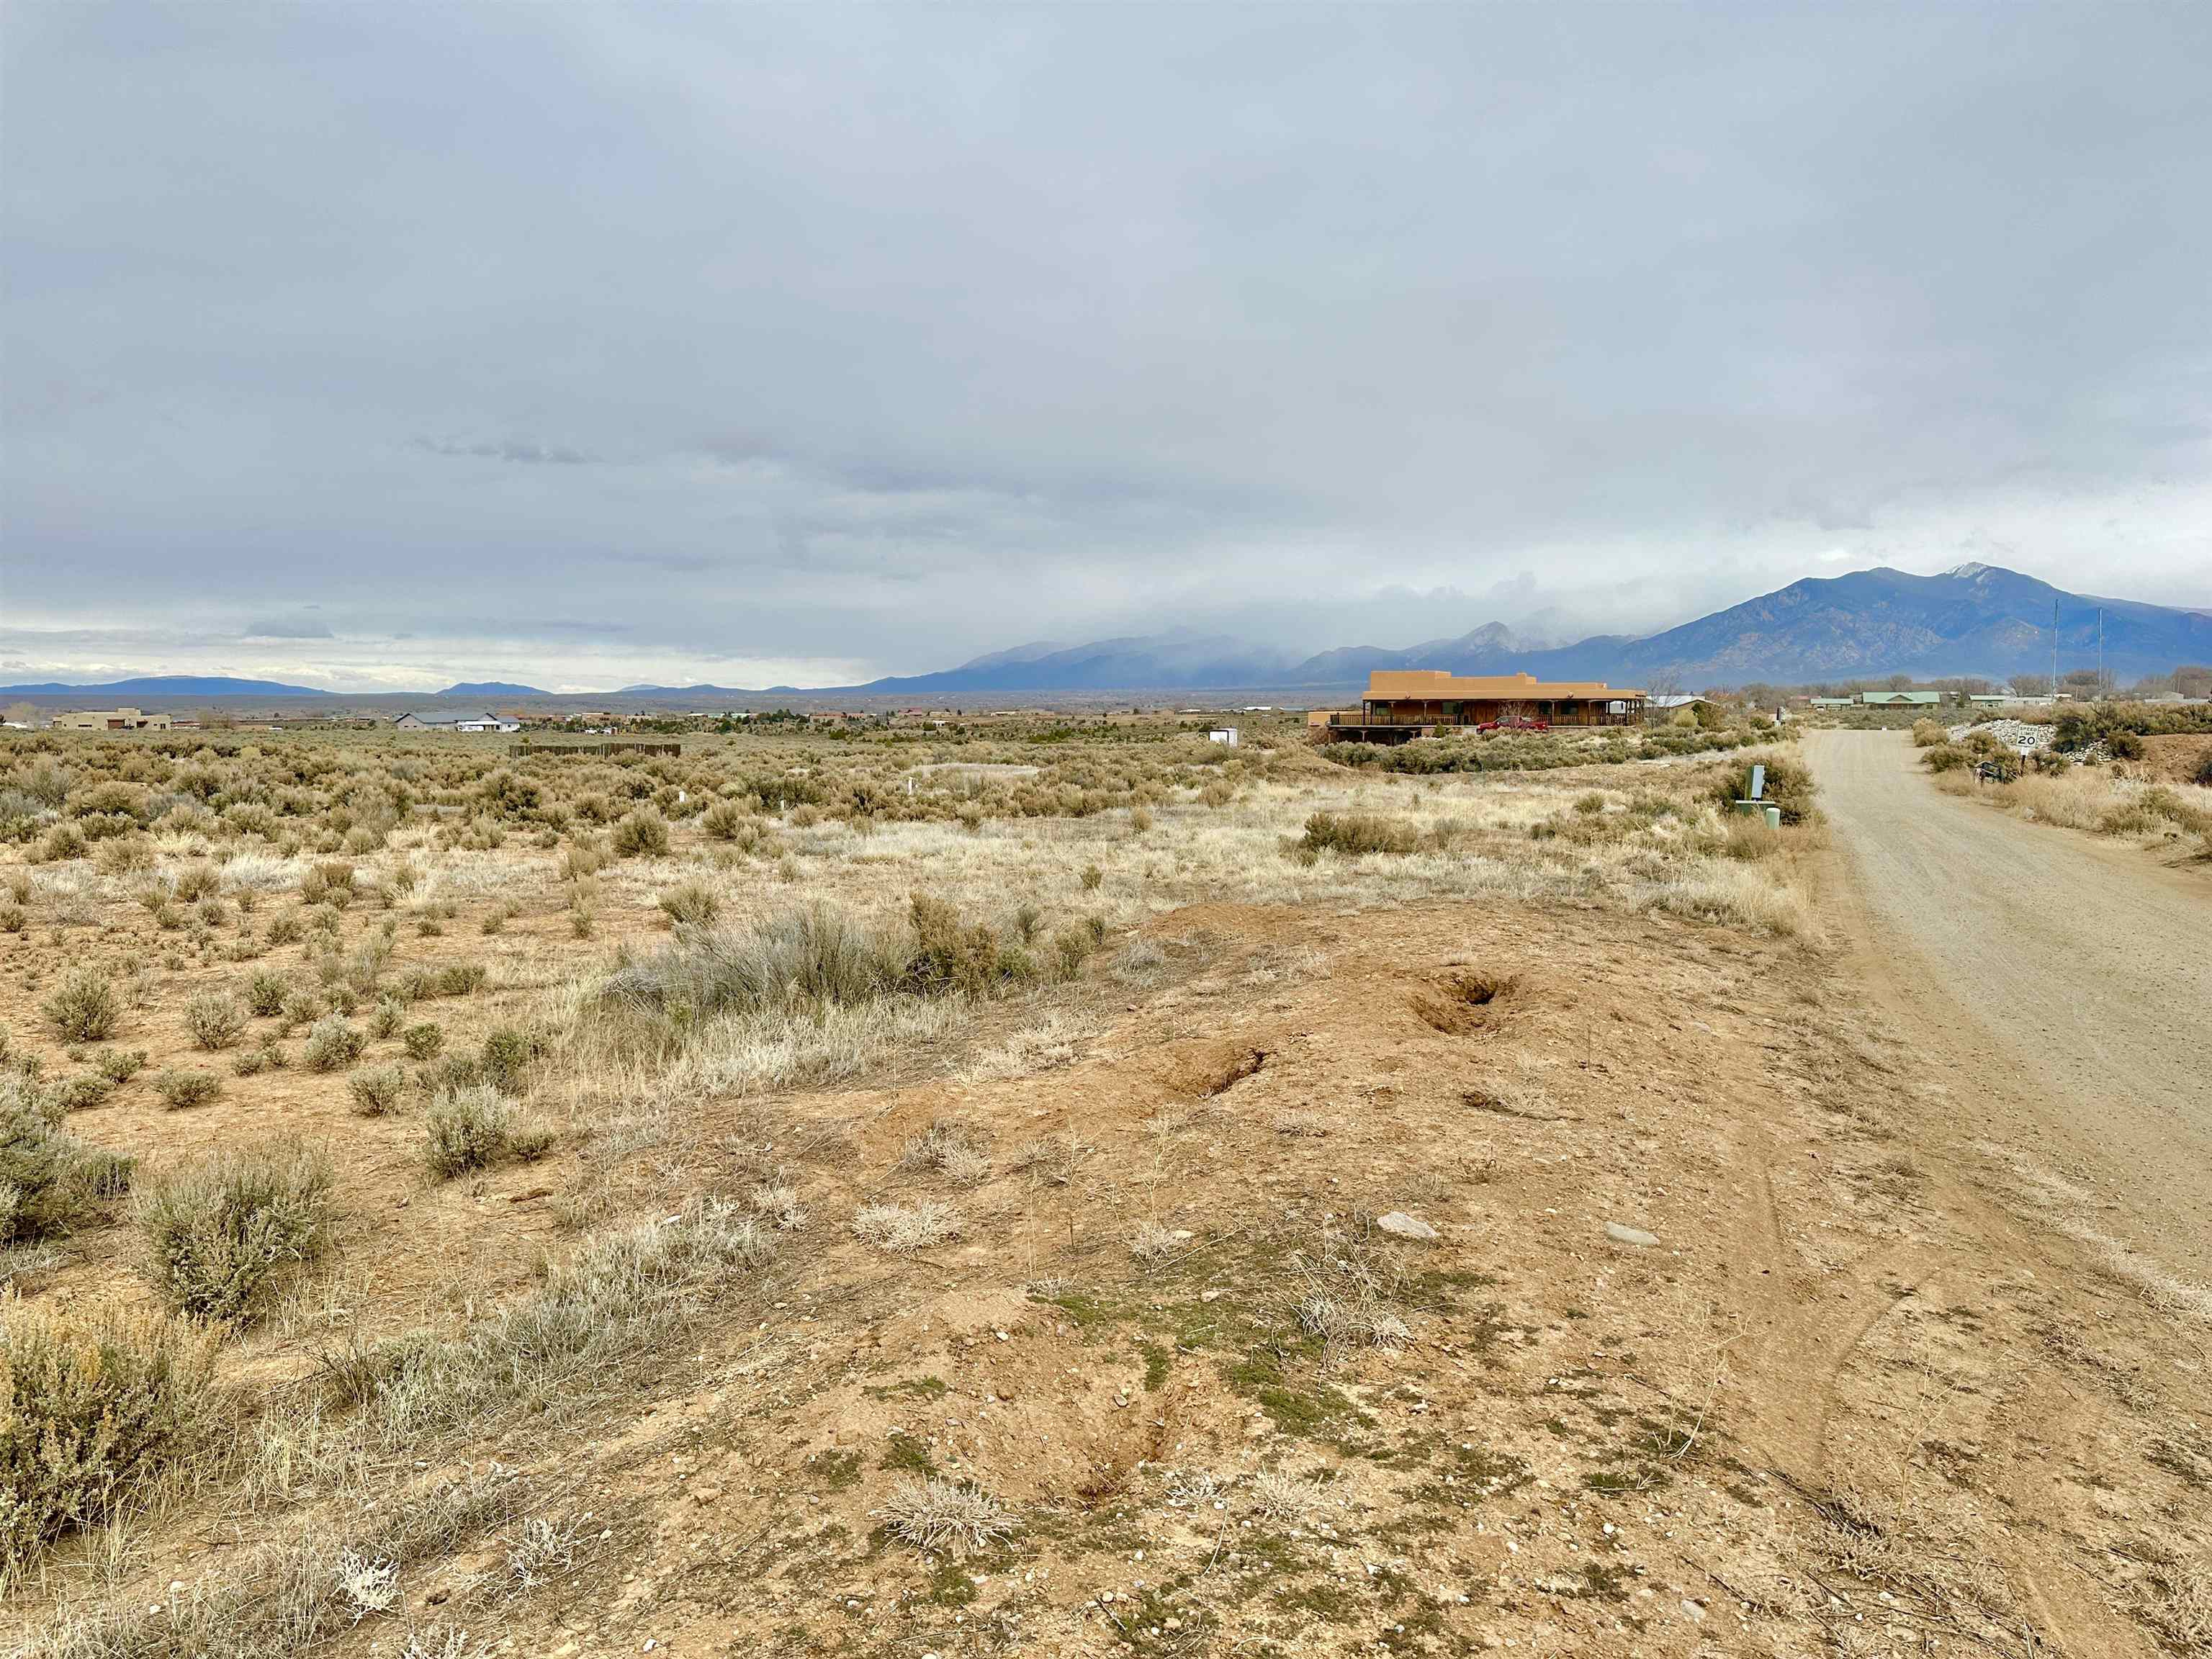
[4,565,2206,705]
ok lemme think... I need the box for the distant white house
[1208,727,1239,747]
[1646,695,1710,711]
[394,709,519,734]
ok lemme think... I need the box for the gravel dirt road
[1804,727,2212,1276]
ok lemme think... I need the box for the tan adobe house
[1307,670,1644,744]
[52,706,174,731]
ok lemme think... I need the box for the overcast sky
[4,4,2208,692]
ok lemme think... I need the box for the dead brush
[901,1121,989,1184]
[851,1200,961,1254]
[875,1477,1016,1553]
[747,1172,808,1229]
[1291,1229,1412,1350]
[2123,1547,2212,1651]
[1007,1131,1087,1186]
[1249,1467,1328,1527]
[1129,1218,1179,1260]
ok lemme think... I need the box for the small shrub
[279,987,325,1030]
[246,970,289,1017]
[658,879,721,928]
[182,992,246,1052]
[300,860,356,907]
[403,1022,446,1061]
[349,1064,408,1117]
[135,1141,333,1321]
[611,809,670,859]
[2,1084,134,1243]
[435,963,487,998]
[302,1014,366,1073]
[53,1074,114,1114]
[152,1069,223,1110]
[0,1305,217,1565]
[1299,811,1419,857]
[232,1048,266,1077]
[265,913,303,947]
[42,967,120,1043]
[370,996,406,1039]
[698,800,750,842]
[172,863,218,902]
[96,1048,148,1085]
[479,1025,536,1092]
[423,1084,552,1181]
[903,893,1030,997]
[1910,719,1948,747]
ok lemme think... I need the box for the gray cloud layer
[4,4,2208,690]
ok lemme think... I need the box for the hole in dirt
[1204,1049,1268,1095]
[1413,971,1519,1034]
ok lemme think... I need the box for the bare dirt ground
[9,736,2211,1657]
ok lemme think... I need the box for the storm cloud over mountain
[4,5,2208,691]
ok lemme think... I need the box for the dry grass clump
[875,1477,1016,1553]
[42,966,119,1043]
[1249,1467,1328,1527]
[602,903,898,1027]
[423,1084,554,1180]
[1295,1285,1412,1348]
[852,1200,961,1254]
[961,1011,1091,1081]
[136,1141,333,1322]
[358,1199,770,1436]
[2124,1550,2211,1650]
[403,1021,446,1061]
[1646,861,1812,938]
[27,1462,526,1658]
[902,1122,989,1184]
[0,1303,217,1570]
